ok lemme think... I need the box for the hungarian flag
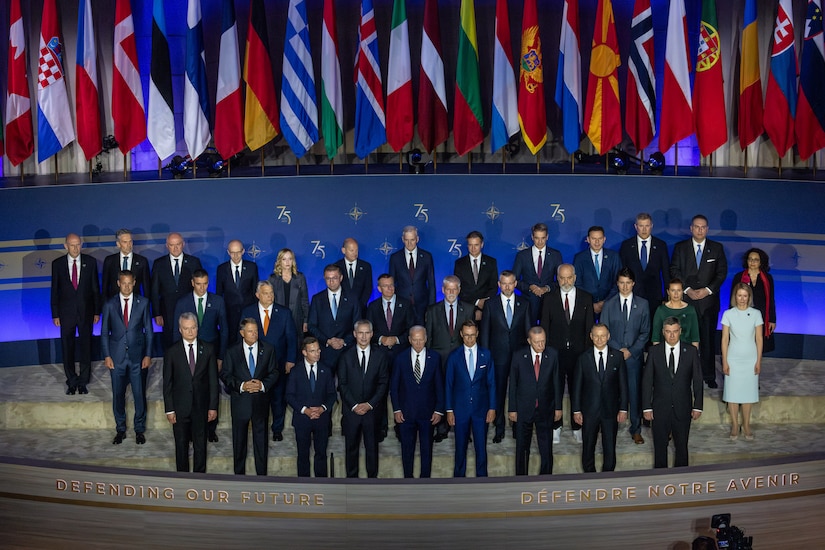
[417,0,448,153]
[453,0,484,156]
[214,0,244,159]
[490,0,518,153]
[659,0,693,153]
[693,0,727,157]
[555,0,582,154]
[626,0,655,153]
[244,0,279,151]
[386,0,413,152]
[797,0,825,160]
[763,0,797,158]
[76,0,101,160]
[321,0,344,159]
[584,0,621,155]
[112,0,145,156]
[518,0,547,155]
[739,0,763,149]
[5,0,34,166]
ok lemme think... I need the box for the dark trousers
[696,304,720,383]
[453,413,489,477]
[398,416,435,478]
[493,360,512,438]
[60,319,92,387]
[343,409,379,478]
[626,358,643,435]
[269,376,288,435]
[515,416,553,475]
[230,408,268,475]
[295,416,330,477]
[581,415,619,472]
[110,361,146,433]
[553,349,582,431]
[172,415,208,472]
[651,412,692,468]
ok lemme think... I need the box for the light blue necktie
[122,256,128,271]
[594,253,601,279]
[696,244,702,268]
[468,348,475,379]
[248,346,255,376]
[331,293,338,320]
[505,298,513,328]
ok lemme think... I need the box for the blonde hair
[730,282,754,308]
[273,248,298,277]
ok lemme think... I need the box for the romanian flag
[693,0,727,157]
[739,0,763,149]
[584,0,621,155]
[763,0,797,158]
[518,0,547,155]
[244,0,279,151]
[453,0,484,156]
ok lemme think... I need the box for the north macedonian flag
[584,0,621,155]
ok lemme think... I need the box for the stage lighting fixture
[505,136,521,156]
[647,152,665,174]
[167,155,192,179]
[612,151,628,175]
[406,148,425,174]
[204,153,227,178]
[101,135,119,153]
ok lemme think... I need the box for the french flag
[76,0,101,160]
[214,0,243,160]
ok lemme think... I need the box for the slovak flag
[37,0,75,163]
[763,0,797,158]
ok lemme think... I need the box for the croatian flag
[184,0,211,160]
[76,0,101,160]
[37,0,75,163]
[554,0,582,154]
[354,0,386,159]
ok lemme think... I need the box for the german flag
[244,0,279,151]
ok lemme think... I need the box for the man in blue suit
[308,265,361,375]
[512,222,563,325]
[241,280,298,442]
[445,320,496,477]
[573,226,621,318]
[100,270,153,445]
[599,268,650,444]
[388,226,436,324]
[391,326,444,478]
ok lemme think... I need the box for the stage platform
[1,357,822,477]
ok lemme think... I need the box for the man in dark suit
[390,326,444,478]
[308,264,361,374]
[445,320,496,477]
[151,232,203,351]
[619,213,670,325]
[480,270,532,443]
[102,229,150,300]
[572,324,628,472]
[512,222,563,325]
[286,337,337,477]
[100,270,152,444]
[454,230,498,321]
[338,320,390,478]
[220,318,279,476]
[335,237,373,313]
[240,280,297,442]
[173,269,229,442]
[643,316,704,468]
[215,239,259,347]
[540,263,594,443]
[163,313,218,472]
[670,214,728,388]
[51,233,101,395]
[599,268,650,444]
[425,275,473,441]
[508,327,562,475]
[388,225,436,324]
[572,226,621,317]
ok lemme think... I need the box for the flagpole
[296,157,300,176]
[20,164,24,185]
[123,153,127,180]
[571,154,575,174]
[778,156,782,178]
[88,160,93,183]
[640,151,645,174]
[604,153,608,174]
[467,152,472,174]
[157,158,162,179]
[330,158,334,175]
[193,157,197,179]
[432,150,437,174]
[364,157,368,175]
[54,156,59,184]
[744,147,748,177]
[502,151,506,174]
[536,154,540,174]
[674,145,679,176]
[260,149,265,177]
[399,153,403,173]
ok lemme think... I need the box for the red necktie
[537,251,543,278]
[564,293,571,323]
[123,298,129,327]
[386,302,393,331]
[71,259,78,290]
[534,354,540,408]
[408,252,415,280]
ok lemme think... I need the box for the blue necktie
[122,256,128,271]
[640,240,648,271]
[309,364,316,393]
[331,293,338,320]
[468,348,475,379]
[505,298,513,328]
[594,253,601,279]
[696,244,702,268]
[248,346,255,376]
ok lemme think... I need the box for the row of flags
[5,0,825,169]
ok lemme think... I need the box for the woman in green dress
[651,278,700,348]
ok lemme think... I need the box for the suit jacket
[445,346,496,419]
[215,260,259,327]
[512,246,563,296]
[51,254,101,322]
[102,252,150,300]
[479,293,532,369]
[540,288,594,354]
[571,346,628,419]
[619,236,670,309]
[573,248,621,303]
[220,340,279,416]
[391,348,444,421]
[670,238,728,313]
[150,254,203,324]
[307,289,361,370]
[334,257,374,312]
[100,293,153,365]
[163,339,219,419]
[366,296,415,355]
[642,342,703,421]
[599,294,651,362]
[240,302,298,370]
[286,361,337,425]
[454,254,499,307]
[268,272,309,336]
[338,345,390,411]
[389,248,436,319]
[173,292,229,359]
[424,300,474,364]
[508,346,563,424]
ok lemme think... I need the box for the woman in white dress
[721,283,763,441]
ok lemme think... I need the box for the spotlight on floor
[204,153,227,178]
[505,137,521,156]
[167,155,192,179]
[612,150,628,175]
[647,152,665,175]
[406,148,425,174]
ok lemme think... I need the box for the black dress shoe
[272,432,282,442]
[493,434,503,444]
[113,432,126,445]
[135,433,146,444]
[78,386,88,394]
[209,433,219,442]
[66,386,76,395]
[434,433,446,443]
[706,380,719,389]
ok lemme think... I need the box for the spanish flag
[244,0,279,151]
[739,0,763,149]
[584,0,621,155]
